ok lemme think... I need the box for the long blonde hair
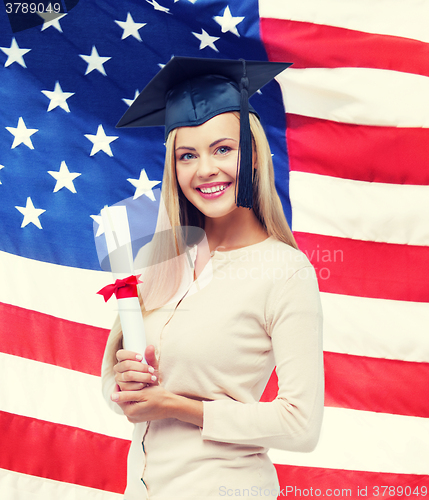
[102,112,297,367]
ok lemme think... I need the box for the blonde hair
[102,112,297,368]
[247,113,297,249]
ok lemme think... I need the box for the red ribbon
[97,275,142,303]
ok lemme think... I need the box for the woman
[102,57,324,500]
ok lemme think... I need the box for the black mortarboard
[117,56,292,208]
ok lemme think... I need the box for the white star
[0,38,31,68]
[79,46,111,76]
[122,89,140,107]
[90,214,104,237]
[0,165,4,185]
[115,12,146,41]
[192,29,219,52]
[145,0,171,14]
[15,197,46,229]
[6,117,38,149]
[128,169,161,201]
[38,12,67,32]
[213,6,244,37]
[48,161,81,193]
[41,81,75,112]
[85,124,118,156]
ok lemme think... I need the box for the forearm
[169,393,204,428]
[111,385,204,426]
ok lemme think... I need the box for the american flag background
[1,0,428,498]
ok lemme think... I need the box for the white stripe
[0,469,123,500]
[321,292,429,363]
[290,172,429,246]
[268,407,429,474]
[0,353,132,440]
[0,251,116,329]
[277,67,429,128]
[259,0,429,44]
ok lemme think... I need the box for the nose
[196,154,219,178]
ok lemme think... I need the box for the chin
[199,205,238,219]
[185,190,236,219]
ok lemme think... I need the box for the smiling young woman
[175,113,241,217]
[101,57,324,500]
[174,112,269,252]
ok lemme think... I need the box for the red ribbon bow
[97,275,143,303]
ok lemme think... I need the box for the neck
[204,207,268,252]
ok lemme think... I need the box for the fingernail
[148,366,155,374]
[136,354,143,361]
[111,393,119,402]
[151,375,157,382]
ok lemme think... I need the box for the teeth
[200,184,228,194]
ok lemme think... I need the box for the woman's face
[175,112,241,220]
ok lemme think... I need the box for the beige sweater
[102,236,324,500]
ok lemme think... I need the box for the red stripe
[262,353,429,418]
[260,370,279,403]
[286,114,429,185]
[0,302,108,376]
[0,411,129,493]
[294,232,429,302]
[275,464,429,499]
[324,352,429,418]
[260,18,429,77]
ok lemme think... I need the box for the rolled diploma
[101,205,147,358]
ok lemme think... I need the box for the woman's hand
[114,345,159,392]
[111,384,177,423]
[112,344,204,426]
[112,385,204,426]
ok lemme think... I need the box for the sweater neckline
[209,235,275,260]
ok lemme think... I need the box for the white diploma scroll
[100,205,147,359]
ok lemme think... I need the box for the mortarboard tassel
[236,59,254,209]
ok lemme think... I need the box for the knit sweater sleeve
[200,265,324,452]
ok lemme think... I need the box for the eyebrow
[175,137,237,152]
[209,137,236,148]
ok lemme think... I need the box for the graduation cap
[117,56,292,208]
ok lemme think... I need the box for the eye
[178,152,196,161]
[216,146,231,155]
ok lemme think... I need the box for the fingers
[116,349,145,363]
[114,347,159,390]
[115,367,156,384]
[115,350,155,376]
[112,388,142,404]
[144,345,159,371]
[111,390,146,424]
[111,384,157,405]
[114,364,157,389]
[116,348,158,373]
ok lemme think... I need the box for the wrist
[169,393,204,428]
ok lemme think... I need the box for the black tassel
[236,59,253,209]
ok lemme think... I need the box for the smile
[199,183,229,194]
[196,182,231,198]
